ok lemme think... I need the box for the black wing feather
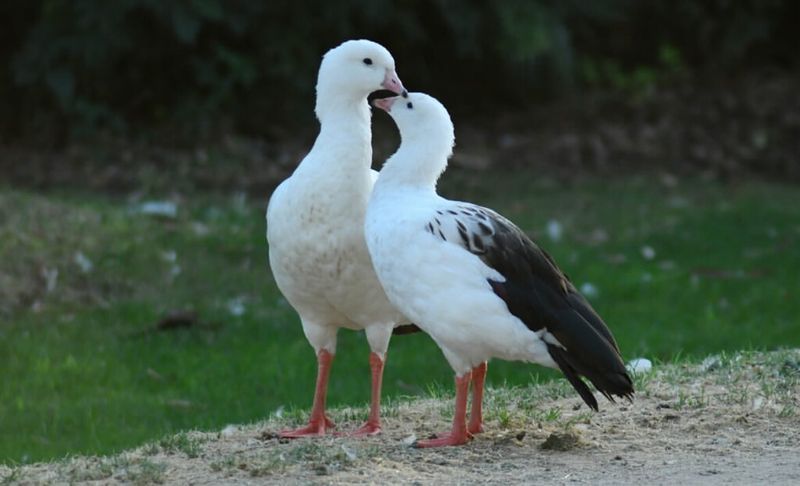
[447,205,634,409]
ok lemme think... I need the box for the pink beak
[373,96,398,113]
[381,69,405,95]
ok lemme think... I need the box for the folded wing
[426,203,634,410]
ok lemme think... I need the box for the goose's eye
[363,58,373,65]
[407,102,413,109]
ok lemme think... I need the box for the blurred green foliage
[1,0,797,144]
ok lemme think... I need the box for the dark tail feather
[595,369,635,402]
[548,344,634,411]
[550,347,599,411]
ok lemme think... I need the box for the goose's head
[316,39,405,116]
[374,92,455,157]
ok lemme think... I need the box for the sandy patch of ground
[3,350,799,485]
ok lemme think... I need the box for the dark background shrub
[1,0,797,146]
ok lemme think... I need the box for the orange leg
[280,349,335,438]
[415,372,472,448]
[349,352,385,436]
[468,361,487,434]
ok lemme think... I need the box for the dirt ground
[4,350,799,485]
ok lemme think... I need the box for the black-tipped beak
[381,69,405,95]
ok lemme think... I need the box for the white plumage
[266,40,407,437]
[366,93,632,447]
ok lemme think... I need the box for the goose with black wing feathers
[366,93,633,448]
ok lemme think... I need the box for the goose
[266,40,408,437]
[365,93,634,447]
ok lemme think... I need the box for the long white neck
[376,132,450,193]
[315,82,371,124]
[303,93,372,175]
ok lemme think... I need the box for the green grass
[1,172,799,464]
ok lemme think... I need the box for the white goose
[266,40,408,437]
[366,93,633,447]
